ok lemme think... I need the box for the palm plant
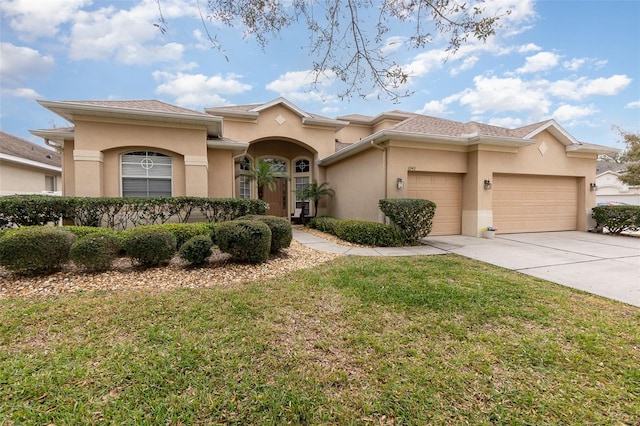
[247,159,289,200]
[295,181,335,217]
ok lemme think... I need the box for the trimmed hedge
[0,195,268,230]
[238,215,292,253]
[128,222,217,248]
[334,220,403,247]
[215,220,272,263]
[122,227,177,267]
[379,198,436,245]
[592,205,640,235]
[179,235,213,265]
[0,227,75,274]
[70,234,121,272]
[309,216,339,234]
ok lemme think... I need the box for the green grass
[1,255,639,424]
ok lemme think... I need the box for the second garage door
[493,174,578,233]
[407,172,462,235]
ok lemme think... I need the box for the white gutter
[207,139,249,156]
[0,153,62,172]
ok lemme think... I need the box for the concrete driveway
[423,231,640,307]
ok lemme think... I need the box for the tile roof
[0,131,61,167]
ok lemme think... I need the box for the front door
[263,177,288,217]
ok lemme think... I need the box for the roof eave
[38,100,224,137]
[302,116,349,130]
[207,139,250,156]
[0,153,61,172]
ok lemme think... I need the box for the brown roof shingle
[0,131,61,167]
[57,100,210,116]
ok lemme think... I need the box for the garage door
[493,174,578,233]
[407,172,462,235]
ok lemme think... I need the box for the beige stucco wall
[0,160,61,195]
[67,118,211,197]
[207,149,234,198]
[325,129,598,236]
[325,148,386,222]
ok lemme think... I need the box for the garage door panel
[408,172,462,235]
[493,174,577,233]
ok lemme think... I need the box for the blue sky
[1,0,638,149]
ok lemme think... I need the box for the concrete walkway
[292,229,640,307]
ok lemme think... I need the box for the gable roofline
[37,99,224,138]
[207,97,349,129]
[318,129,534,166]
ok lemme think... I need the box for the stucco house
[595,162,640,205]
[30,97,615,237]
[0,131,61,196]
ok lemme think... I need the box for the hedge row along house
[31,97,615,237]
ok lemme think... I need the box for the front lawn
[1,255,638,424]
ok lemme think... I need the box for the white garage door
[493,174,578,233]
[407,172,462,235]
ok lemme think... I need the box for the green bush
[133,222,217,248]
[0,227,75,274]
[179,235,214,265]
[215,220,272,263]
[122,227,177,267]
[70,234,121,272]
[334,220,403,247]
[0,195,269,230]
[379,198,436,244]
[309,216,338,234]
[238,215,292,253]
[592,205,640,234]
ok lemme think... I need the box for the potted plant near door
[483,226,497,239]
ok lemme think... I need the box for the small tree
[295,181,335,218]
[247,159,289,200]
[613,126,640,186]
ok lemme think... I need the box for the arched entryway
[234,139,316,219]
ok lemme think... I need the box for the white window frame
[121,151,173,197]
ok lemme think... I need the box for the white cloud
[458,75,551,116]
[266,70,337,104]
[381,36,408,56]
[516,51,561,74]
[0,43,55,86]
[582,75,632,97]
[416,100,450,115]
[0,0,90,39]
[450,56,479,75]
[563,58,587,71]
[626,100,640,109]
[518,43,541,53]
[552,104,598,122]
[487,116,525,128]
[0,87,42,99]
[153,71,252,108]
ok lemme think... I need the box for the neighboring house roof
[596,160,627,174]
[35,99,224,139]
[0,131,61,172]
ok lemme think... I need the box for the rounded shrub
[134,222,216,248]
[122,227,177,267]
[70,233,121,272]
[0,227,75,274]
[238,215,292,253]
[334,220,403,247]
[309,216,338,234]
[215,220,272,263]
[179,235,213,265]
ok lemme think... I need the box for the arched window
[121,151,172,197]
